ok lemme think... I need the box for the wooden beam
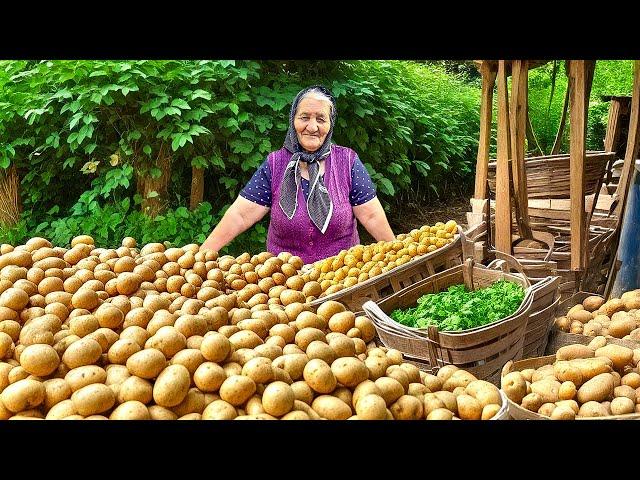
[473,60,551,76]
[613,60,640,221]
[568,60,596,271]
[474,64,497,201]
[495,60,512,255]
[509,60,532,239]
[604,98,624,153]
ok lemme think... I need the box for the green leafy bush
[0,60,481,253]
[526,60,634,154]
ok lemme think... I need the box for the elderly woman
[200,85,395,264]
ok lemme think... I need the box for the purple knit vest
[267,145,360,264]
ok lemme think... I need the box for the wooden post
[604,98,624,153]
[613,60,640,222]
[603,97,624,186]
[473,62,498,202]
[509,60,532,239]
[190,166,205,210]
[495,60,512,255]
[568,60,596,272]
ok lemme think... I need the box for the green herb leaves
[390,280,525,332]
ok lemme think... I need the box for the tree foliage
[0,60,481,253]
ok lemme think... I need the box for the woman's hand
[200,196,270,253]
[353,197,395,242]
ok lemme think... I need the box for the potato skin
[577,373,615,404]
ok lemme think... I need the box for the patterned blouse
[240,154,377,207]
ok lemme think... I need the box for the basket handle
[361,300,388,326]
[487,251,531,288]
[457,226,475,261]
[426,325,441,370]
[462,257,475,290]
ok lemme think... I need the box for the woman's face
[294,97,331,152]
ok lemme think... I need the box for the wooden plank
[569,60,595,271]
[474,64,497,201]
[495,60,513,255]
[613,60,640,220]
[604,98,623,153]
[509,60,532,239]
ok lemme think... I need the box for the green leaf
[171,135,182,152]
[171,98,191,110]
[143,145,152,155]
[0,157,9,169]
[146,190,159,198]
[176,206,189,218]
[377,177,395,196]
[191,89,212,100]
[84,143,97,154]
[228,103,239,115]
[210,154,225,169]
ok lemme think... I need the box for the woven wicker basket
[486,251,561,358]
[545,291,640,354]
[308,227,475,316]
[362,258,534,385]
[501,356,640,420]
[487,151,615,200]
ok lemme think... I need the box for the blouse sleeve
[239,158,272,207]
[350,155,377,206]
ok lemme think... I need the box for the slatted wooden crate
[362,259,535,386]
[308,227,475,316]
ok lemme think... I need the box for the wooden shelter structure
[467,60,640,299]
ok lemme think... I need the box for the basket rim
[501,354,640,420]
[367,264,549,336]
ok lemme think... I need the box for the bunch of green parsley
[390,280,525,332]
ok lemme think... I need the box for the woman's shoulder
[330,144,358,161]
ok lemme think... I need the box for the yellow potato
[577,373,615,404]
[71,383,115,416]
[153,364,191,407]
[311,395,352,420]
[303,359,336,394]
[262,381,295,417]
[1,379,45,413]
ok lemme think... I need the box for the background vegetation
[0,60,633,254]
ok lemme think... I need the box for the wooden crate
[362,259,534,386]
[500,355,640,420]
[486,251,561,358]
[308,227,475,316]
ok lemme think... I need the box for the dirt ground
[358,194,471,244]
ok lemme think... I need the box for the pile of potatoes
[501,337,640,419]
[308,221,459,298]
[554,290,640,341]
[0,235,502,420]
